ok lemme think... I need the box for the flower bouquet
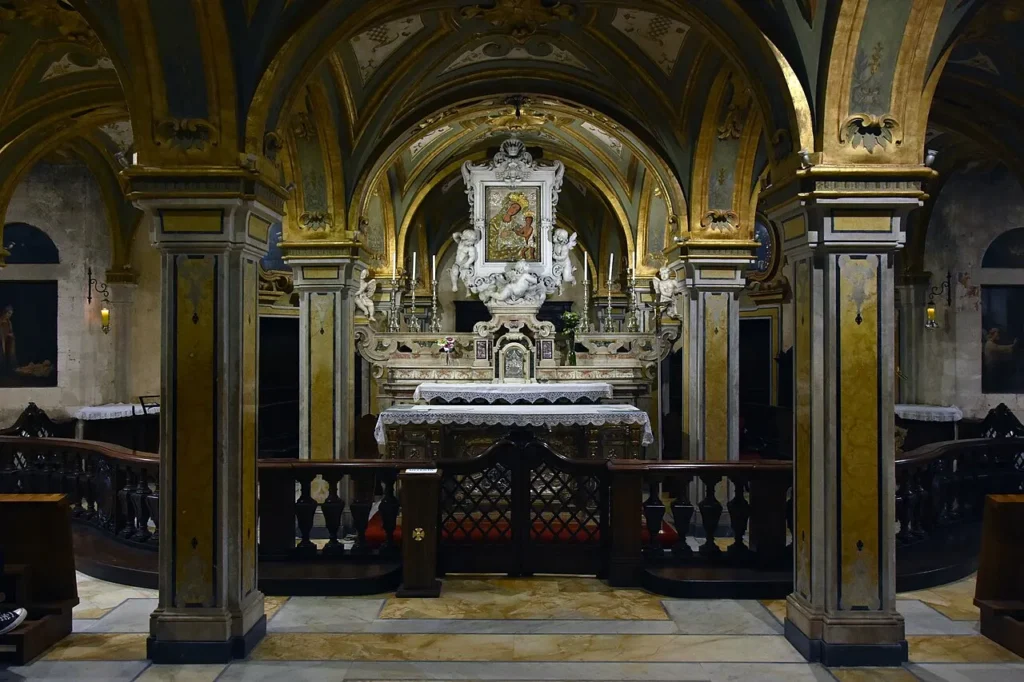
[438,336,457,365]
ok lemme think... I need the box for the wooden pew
[974,494,1024,658]
[0,494,79,664]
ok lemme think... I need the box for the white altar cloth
[74,403,160,420]
[375,404,654,446]
[412,382,614,404]
[895,404,963,422]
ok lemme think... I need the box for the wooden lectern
[974,494,1024,658]
[396,468,442,597]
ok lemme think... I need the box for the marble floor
[1,574,1021,681]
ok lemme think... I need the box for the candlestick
[580,279,591,333]
[429,278,442,333]
[626,272,640,333]
[605,276,614,332]
[388,273,401,333]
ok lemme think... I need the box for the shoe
[0,607,27,635]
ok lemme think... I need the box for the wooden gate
[437,433,608,576]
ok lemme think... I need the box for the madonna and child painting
[485,186,541,263]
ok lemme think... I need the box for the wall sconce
[925,270,952,330]
[87,267,111,334]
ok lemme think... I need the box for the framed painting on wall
[0,281,58,388]
[981,286,1024,393]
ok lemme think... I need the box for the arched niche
[982,227,1024,269]
[3,223,60,265]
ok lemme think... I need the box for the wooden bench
[975,494,1024,658]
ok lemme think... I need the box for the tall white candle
[432,254,437,281]
[583,259,588,284]
[392,250,397,277]
[412,252,417,283]
[608,253,614,281]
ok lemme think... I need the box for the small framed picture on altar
[540,339,554,360]
[475,339,490,361]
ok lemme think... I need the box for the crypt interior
[0,0,1023,680]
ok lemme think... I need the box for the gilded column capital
[676,238,758,291]
[281,240,366,291]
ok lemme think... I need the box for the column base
[785,619,908,667]
[147,615,266,664]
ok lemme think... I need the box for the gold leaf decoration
[840,114,901,154]
[154,118,219,153]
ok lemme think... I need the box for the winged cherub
[354,269,377,320]
[450,228,480,293]
[551,227,577,291]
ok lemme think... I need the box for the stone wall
[0,162,118,425]
[128,219,161,399]
[917,165,1024,417]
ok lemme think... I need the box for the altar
[375,403,653,460]
[354,135,679,462]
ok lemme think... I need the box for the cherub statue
[479,261,544,305]
[551,227,577,292]
[449,228,480,293]
[651,266,682,318]
[354,269,377,321]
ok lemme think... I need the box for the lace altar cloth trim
[375,404,653,446]
[73,403,160,420]
[412,382,614,404]
[895,404,963,422]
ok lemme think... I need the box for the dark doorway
[259,316,299,458]
[739,317,773,406]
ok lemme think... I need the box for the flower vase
[567,332,577,366]
[445,351,451,366]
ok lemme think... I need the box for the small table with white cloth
[73,402,160,452]
[895,404,963,450]
[375,403,652,460]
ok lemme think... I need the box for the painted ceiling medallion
[611,8,689,76]
[580,122,623,158]
[349,15,424,83]
[460,0,575,43]
[41,51,114,82]
[444,42,588,73]
[410,125,453,158]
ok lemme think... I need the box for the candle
[412,252,417,284]
[432,254,437,281]
[583,260,588,284]
[608,253,614,281]
[392,250,397,277]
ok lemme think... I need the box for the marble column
[131,180,283,663]
[768,190,919,666]
[284,241,364,460]
[681,242,756,462]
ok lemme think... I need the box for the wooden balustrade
[256,459,421,561]
[0,437,159,550]
[0,430,1019,597]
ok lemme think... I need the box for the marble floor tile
[761,599,788,624]
[41,633,149,661]
[662,599,782,634]
[268,597,385,632]
[218,661,351,681]
[899,576,980,622]
[365,619,681,634]
[341,660,711,680]
[250,632,805,663]
[699,662,836,681]
[508,633,806,663]
[380,578,668,620]
[908,635,1024,664]
[898,601,980,636]
[133,663,228,681]
[73,572,157,621]
[829,668,922,681]
[264,595,290,621]
[0,660,149,681]
[86,598,157,633]
[907,662,1024,681]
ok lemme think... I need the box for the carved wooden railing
[895,438,1024,548]
[257,459,421,561]
[0,437,159,550]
